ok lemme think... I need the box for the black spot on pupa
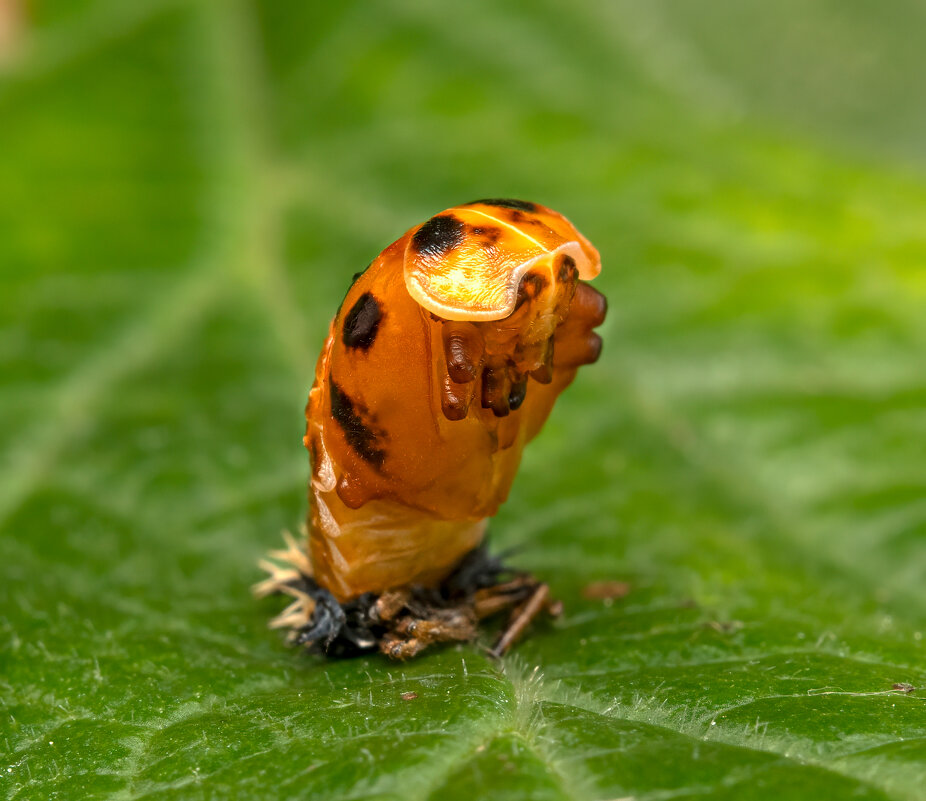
[467,198,538,213]
[471,225,503,246]
[329,379,385,468]
[515,271,549,309]
[524,272,548,293]
[558,254,578,283]
[342,292,382,350]
[412,214,466,258]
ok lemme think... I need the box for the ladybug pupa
[256,199,606,659]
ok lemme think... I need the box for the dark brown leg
[490,583,552,658]
[372,588,412,622]
[472,576,536,618]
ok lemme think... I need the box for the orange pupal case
[303,199,606,602]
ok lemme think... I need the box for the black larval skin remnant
[342,291,382,350]
[328,379,386,468]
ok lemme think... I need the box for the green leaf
[3,1,926,799]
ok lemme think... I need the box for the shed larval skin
[304,199,606,602]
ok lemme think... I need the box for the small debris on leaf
[582,580,630,601]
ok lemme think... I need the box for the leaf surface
[2,2,926,799]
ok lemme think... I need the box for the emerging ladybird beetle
[256,198,606,659]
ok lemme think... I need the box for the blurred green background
[2,1,926,799]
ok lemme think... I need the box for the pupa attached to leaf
[256,199,606,659]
